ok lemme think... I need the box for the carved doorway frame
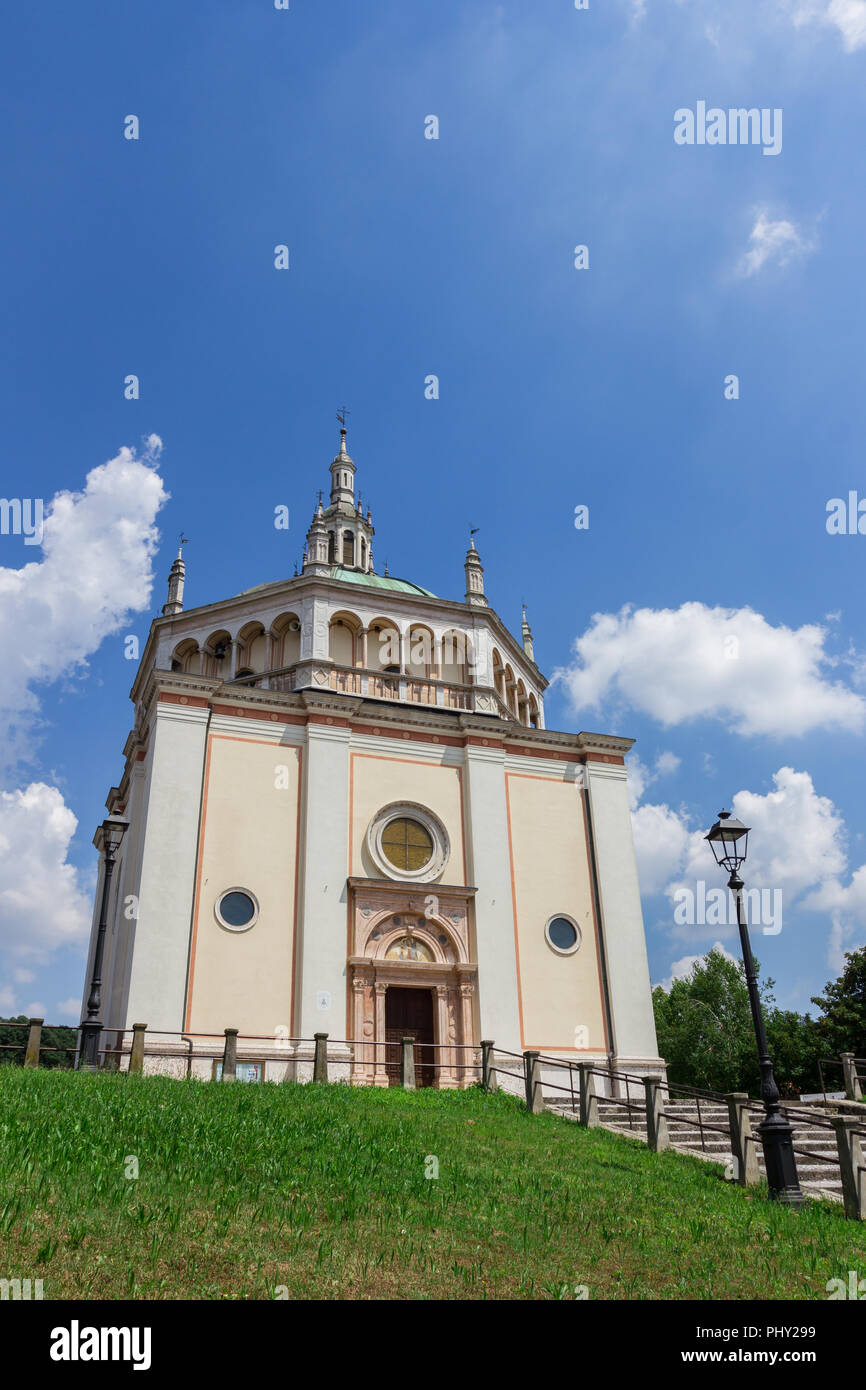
[346,877,479,1088]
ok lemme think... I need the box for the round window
[381,817,433,872]
[367,802,450,882]
[215,889,259,932]
[545,915,581,955]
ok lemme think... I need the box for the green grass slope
[0,1069,862,1300]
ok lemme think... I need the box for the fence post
[400,1037,416,1090]
[578,1064,599,1128]
[24,1018,43,1069]
[643,1074,669,1152]
[313,1032,329,1083]
[481,1040,497,1092]
[726,1091,760,1185]
[128,1023,147,1075]
[524,1051,544,1114]
[830,1116,866,1221]
[221,1028,238,1082]
[841,1052,863,1102]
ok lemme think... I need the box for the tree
[764,1009,823,1097]
[811,946,866,1061]
[653,948,823,1096]
[655,946,865,1098]
[653,949,762,1094]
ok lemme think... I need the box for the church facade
[82,426,661,1085]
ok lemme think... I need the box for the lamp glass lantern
[705,809,750,875]
[93,814,129,855]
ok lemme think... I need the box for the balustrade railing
[227,661,518,717]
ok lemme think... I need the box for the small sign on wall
[213,1061,263,1083]
[316,991,331,1012]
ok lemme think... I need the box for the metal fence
[520,1051,866,1222]
[0,1018,78,1069]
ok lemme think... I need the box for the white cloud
[633,800,693,895]
[556,602,864,738]
[627,749,681,811]
[24,1001,47,1019]
[56,996,82,1022]
[12,967,34,983]
[803,863,866,969]
[633,768,854,969]
[626,753,652,810]
[726,769,846,895]
[0,783,92,962]
[633,767,850,906]
[655,750,681,777]
[790,0,866,51]
[671,767,847,899]
[0,441,168,979]
[736,211,817,278]
[0,984,15,1012]
[656,941,738,992]
[0,437,167,771]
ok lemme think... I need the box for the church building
[82,424,661,1086]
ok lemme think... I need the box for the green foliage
[0,1016,77,1070]
[811,946,866,1062]
[653,949,823,1097]
[0,1068,863,1300]
[653,949,763,1094]
[765,1009,823,1097]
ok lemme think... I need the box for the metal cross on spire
[336,405,350,429]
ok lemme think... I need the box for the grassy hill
[0,1068,863,1300]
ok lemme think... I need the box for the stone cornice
[110,670,632,813]
[574,731,635,757]
[347,876,478,897]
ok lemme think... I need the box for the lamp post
[705,810,803,1206]
[79,814,129,1070]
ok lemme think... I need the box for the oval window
[216,889,259,932]
[545,916,581,955]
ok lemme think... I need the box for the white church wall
[106,758,150,1032]
[125,700,210,1031]
[79,854,106,1027]
[462,744,522,1053]
[504,770,607,1054]
[185,733,302,1038]
[348,747,466,885]
[584,760,661,1064]
[296,721,352,1039]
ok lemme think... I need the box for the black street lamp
[705,810,803,1206]
[79,813,129,1070]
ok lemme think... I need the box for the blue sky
[2,0,866,1022]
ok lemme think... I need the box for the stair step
[547,1100,847,1197]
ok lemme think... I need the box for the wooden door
[384,987,435,1087]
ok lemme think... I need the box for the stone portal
[347,877,479,1087]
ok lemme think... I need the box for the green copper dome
[239,568,436,599]
[329,566,436,597]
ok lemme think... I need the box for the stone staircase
[546,1093,846,1203]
